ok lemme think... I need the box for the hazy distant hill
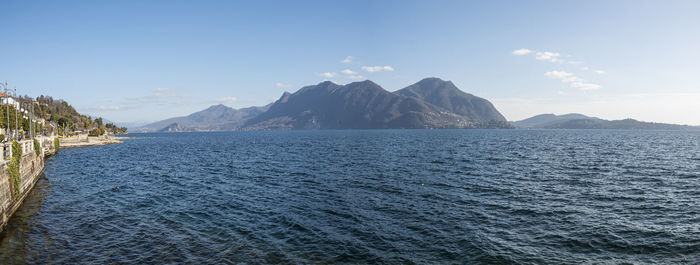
[242,79,510,130]
[135,104,269,132]
[513,113,699,130]
[512,113,601,128]
[158,122,185,132]
[396,77,506,122]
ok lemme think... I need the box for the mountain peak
[395,77,506,122]
[318,80,337,86]
[418,77,448,83]
[399,77,460,95]
[345,79,381,88]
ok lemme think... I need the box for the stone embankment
[59,134,123,148]
[0,136,58,230]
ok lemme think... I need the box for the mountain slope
[135,104,269,132]
[395,77,506,122]
[242,80,506,130]
[511,113,600,128]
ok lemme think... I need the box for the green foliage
[88,128,101,136]
[57,117,70,128]
[0,104,19,129]
[105,122,128,134]
[99,128,105,135]
[34,138,41,157]
[0,134,4,142]
[34,95,95,131]
[0,103,40,135]
[54,137,60,150]
[11,140,21,158]
[22,117,30,132]
[8,140,22,198]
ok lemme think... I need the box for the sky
[1,0,699,126]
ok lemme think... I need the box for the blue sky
[1,0,699,125]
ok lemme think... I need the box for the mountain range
[136,104,269,132]
[512,113,699,130]
[134,77,510,132]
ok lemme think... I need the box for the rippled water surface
[0,130,698,264]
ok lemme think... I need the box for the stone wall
[0,136,57,230]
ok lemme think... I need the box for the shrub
[0,134,4,142]
[34,138,41,157]
[8,140,22,198]
[54,137,60,150]
[88,128,101,136]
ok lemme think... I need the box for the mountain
[242,79,509,130]
[158,122,186,132]
[396,78,507,122]
[513,113,699,130]
[134,104,269,132]
[511,113,601,128]
[136,78,511,132]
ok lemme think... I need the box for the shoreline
[59,135,123,148]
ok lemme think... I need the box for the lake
[0,130,698,263]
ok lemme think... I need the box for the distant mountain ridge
[135,77,511,132]
[512,113,699,130]
[134,104,269,132]
[512,113,601,128]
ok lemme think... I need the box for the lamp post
[13,88,18,140]
[1,81,7,142]
[31,101,36,138]
[22,102,32,139]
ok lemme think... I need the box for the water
[0,130,698,264]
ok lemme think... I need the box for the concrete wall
[0,136,57,230]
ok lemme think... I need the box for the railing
[0,137,51,162]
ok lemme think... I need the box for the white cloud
[341,56,353,63]
[512,48,533,55]
[545,71,601,91]
[513,49,584,64]
[347,75,365,80]
[317,72,338,78]
[535,51,562,63]
[275,82,293,88]
[361,65,394,72]
[341,69,358,75]
[516,50,605,91]
[544,71,581,83]
[215,97,237,103]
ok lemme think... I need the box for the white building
[0,96,20,110]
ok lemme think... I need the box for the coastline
[59,135,123,148]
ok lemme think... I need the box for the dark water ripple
[0,130,699,264]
